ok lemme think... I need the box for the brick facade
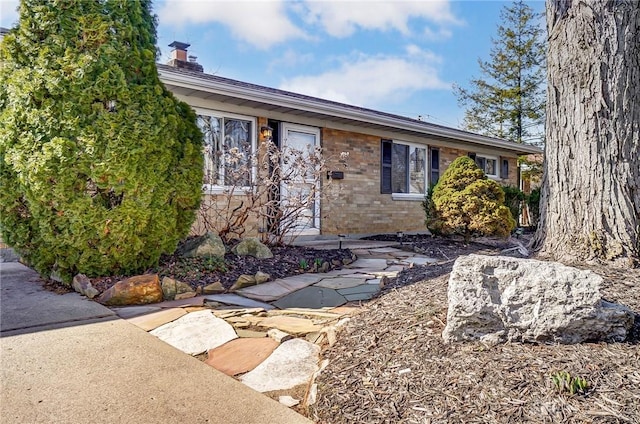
[191,119,521,237]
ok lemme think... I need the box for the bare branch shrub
[194,140,348,245]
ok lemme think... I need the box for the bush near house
[424,156,515,241]
[501,185,526,225]
[0,1,203,283]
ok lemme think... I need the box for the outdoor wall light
[338,234,346,250]
[397,231,404,246]
[260,125,273,140]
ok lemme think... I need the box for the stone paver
[314,277,365,290]
[111,305,161,319]
[127,307,187,331]
[337,284,380,301]
[204,294,275,310]
[347,258,389,268]
[407,256,440,265]
[156,296,205,308]
[150,310,237,355]
[206,338,280,376]
[256,315,324,334]
[272,286,347,309]
[240,339,321,393]
[237,281,296,302]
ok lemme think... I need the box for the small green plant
[202,255,227,272]
[551,371,590,395]
[299,258,309,270]
[314,258,323,268]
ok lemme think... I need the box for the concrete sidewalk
[0,262,312,424]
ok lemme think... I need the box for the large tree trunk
[532,0,640,265]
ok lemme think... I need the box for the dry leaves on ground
[311,265,640,424]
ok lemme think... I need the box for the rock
[442,254,635,344]
[97,274,163,306]
[232,238,273,259]
[342,258,352,265]
[279,396,300,407]
[179,232,226,258]
[175,280,194,295]
[72,274,99,299]
[161,277,177,300]
[150,310,237,355]
[236,329,268,338]
[230,274,257,291]
[205,338,279,376]
[319,262,330,273]
[202,281,225,294]
[258,316,323,335]
[174,292,196,300]
[126,308,187,332]
[254,271,270,284]
[331,259,342,267]
[267,328,294,343]
[240,339,321,392]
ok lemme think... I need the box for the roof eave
[158,66,542,155]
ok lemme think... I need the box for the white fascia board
[158,68,542,155]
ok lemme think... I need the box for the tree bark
[532,0,640,265]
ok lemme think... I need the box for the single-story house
[159,42,541,239]
[160,42,542,239]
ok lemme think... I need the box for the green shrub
[0,1,203,283]
[425,156,515,241]
[501,185,526,226]
[527,187,541,228]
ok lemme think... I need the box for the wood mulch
[310,237,640,424]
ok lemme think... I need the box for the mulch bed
[310,237,640,424]
[91,245,354,294]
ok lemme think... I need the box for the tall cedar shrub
[0,0,203,283]
[425,157,515,241]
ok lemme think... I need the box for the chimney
[167,41,203,72]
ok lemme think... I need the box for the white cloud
[268,48,315,73]
[157,0,307,49]
[0,1,19,28]
[278,46,449,108]
[301,0,460,38]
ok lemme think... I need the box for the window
[196,109,256,189]
[469,153,499,178]
[500,157,509,179]
[429,148,440,185]
[380,139,426,196]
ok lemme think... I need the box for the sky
[0,0,546,129]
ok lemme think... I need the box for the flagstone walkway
[109,241,441,409]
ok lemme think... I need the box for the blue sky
[0,0,545,129]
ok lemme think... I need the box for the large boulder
[97,274,163,306]
[232,238,273,259]
[442,254,634,344]
[179,232,226,258]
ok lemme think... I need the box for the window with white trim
[474,154,499,177]
[381,139,427,196]
[195,109,256,189]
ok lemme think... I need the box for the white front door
[280,123,321,236]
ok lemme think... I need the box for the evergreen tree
[455,0,545,145]
[425,156,515,241]
[0,0,204,282]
